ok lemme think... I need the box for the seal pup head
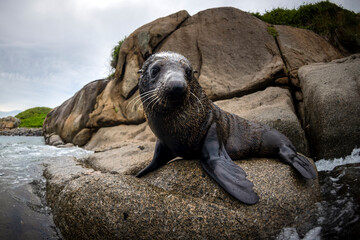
[138,52,197,112]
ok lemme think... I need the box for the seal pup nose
[166,80,187,96]
[170,80,187,93]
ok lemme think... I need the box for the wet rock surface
[0,127,42,136]
[316,163,360,239]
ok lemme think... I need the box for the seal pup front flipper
[136,140,175,178]
[201,123,259,204]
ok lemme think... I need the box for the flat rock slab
[82,142,155,175]
[215,87,309,155]
[298,54,360,159]
[45,155,320,239]
[85,122,155,152]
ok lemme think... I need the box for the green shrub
[15,107,52,128]
[110,37,126,70]
[252,1,360,53]
[267,26,279,38]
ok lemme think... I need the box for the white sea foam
[276,148,360,239]
[315,148,360,172]
[276,227,321,240]
[0,136,93,188]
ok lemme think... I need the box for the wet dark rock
[317,163,360,239]
[0,127,42,136]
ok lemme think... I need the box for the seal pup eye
[185,68,192,79]
[150,66,160,78]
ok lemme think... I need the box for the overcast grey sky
[0,0,358,112]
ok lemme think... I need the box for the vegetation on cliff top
[15,107,52,128]
[109,37,126,76]
[252,1,360,54]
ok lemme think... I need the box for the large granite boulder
[215,87,309,155]
[43,79,108,145]
[298,54,360,159]
[158,7,285,100]
[45,154,320,240]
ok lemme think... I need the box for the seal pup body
[136,52,317,204]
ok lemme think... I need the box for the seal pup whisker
[151,97,162,112]
[126,89,158,111]
[190,91,205,113]
[137,89,159,108]
[145,95,160,112]
[141,94,158,109]
[147,96,161,111]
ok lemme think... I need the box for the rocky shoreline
[0,127,43,136]
[40,7,360,239]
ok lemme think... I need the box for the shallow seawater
[276,148,360,240]
[0,136,92,240]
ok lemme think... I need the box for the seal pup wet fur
[136,51,317,204]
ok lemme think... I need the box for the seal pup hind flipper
[278,144,317,179]
[259,128,317,179]
[201,123,259,204]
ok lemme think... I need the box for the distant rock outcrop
[0,116,21,130]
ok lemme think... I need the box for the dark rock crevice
[269,27,304,126]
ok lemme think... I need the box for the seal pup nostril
[167,80,187,96]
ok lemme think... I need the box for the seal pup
[136,51,317,204]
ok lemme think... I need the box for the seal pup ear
[201,123,259,204]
